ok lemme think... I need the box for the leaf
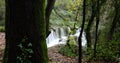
[18,44,23,48]
[28,43,32,47]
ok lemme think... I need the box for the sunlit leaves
[66,0,83,11]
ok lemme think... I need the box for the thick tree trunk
[3,0,48,63]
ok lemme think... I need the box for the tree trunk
[86,0,96,48]
[78,0,86,63]
[46,0,56,37]
[93,0,100,58]
[3,0,48,63]
[86,0,106,49]
[107,0,119,41]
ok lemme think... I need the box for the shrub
[59,44,78,58]
[0,26,5,32]
[86,33,120,62]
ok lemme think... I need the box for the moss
[33,0,48,63]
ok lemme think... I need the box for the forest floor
[48,45,78,63]
[0,32,79,63]
[0,32,5,63]
[0,33,119,63]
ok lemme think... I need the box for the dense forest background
[0,0,5,27]
[0,0,120,63]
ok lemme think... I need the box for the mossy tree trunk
[3,0,48,63]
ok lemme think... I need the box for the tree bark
[86,0,106,49]
[107,0,120,41]
[3,0,48,63]
[46,0,56,37]
[93,0,100,58]
[86,0,96,48]
[78,0,86,63]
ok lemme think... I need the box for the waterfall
[46,27,87,48]
[60,28,65,36]
[55,28,59,38]
[74,28,87,46]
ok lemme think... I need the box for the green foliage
[67,35,77,45]
[17,36,33,63]
[0,26,5,32]
[96,41,119,61]
[86,33,120,61]
[50,0,82,27]
[0,20,5,26]
[59,35,78,58]
[0,0,5,26]
[59,45,78,58]
[66,0,83,12]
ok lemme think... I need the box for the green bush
[59,45,78,58]
[58,34,78,58]
[86,33,120,62]
[0,26,5,32]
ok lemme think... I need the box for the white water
[46,28,87,48]
[74,28,87,46]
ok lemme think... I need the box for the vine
[17,36,33,63]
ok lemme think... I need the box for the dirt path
[0,33,5,63]
[48,45,78,63]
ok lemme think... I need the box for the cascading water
[60,28,65,36]
[74,28,87,46]
[46,27,87,48]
